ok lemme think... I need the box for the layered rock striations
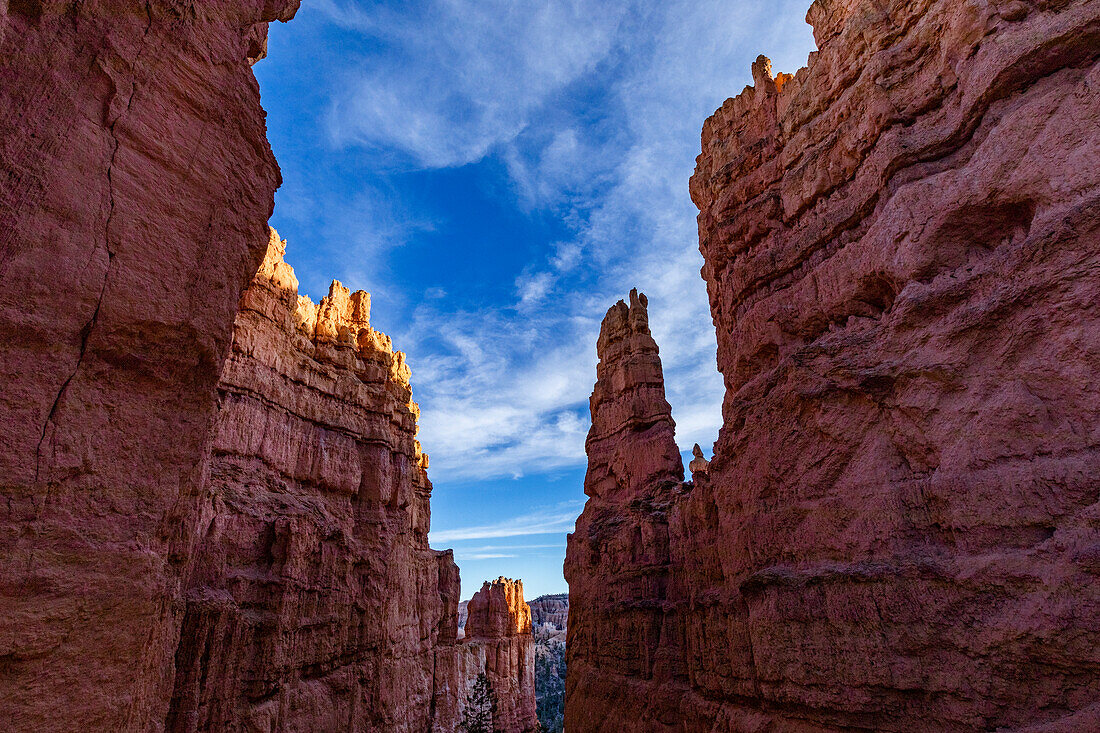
[436,577,538,733]
[564,290,687,731]
[530,593,568,643]
[0,5,536,730]
[168,228,466,731]
[567,0,1100,730]
[0,3,298,730]
[530,594,568,733]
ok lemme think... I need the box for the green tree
[461,672,497,733]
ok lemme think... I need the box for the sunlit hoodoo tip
[465,577,532,639]
[689,443,710,476]
[252,227,416,398]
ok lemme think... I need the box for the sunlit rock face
[436,578,539,733]
[566,0,1100,730]
[0,3,298,729]
[168,229,467,731]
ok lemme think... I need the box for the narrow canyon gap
[565,0,1100,730]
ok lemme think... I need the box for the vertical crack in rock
[32,5,154,485]
[1,3,302,729]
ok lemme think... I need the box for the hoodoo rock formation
[436,578,538,733]
[567,0,1100,731]
[170,228,465,731]
[0,5,534,732]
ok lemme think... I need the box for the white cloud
[303,0,817,481]
[317,0,630,169]
[429,502,585,543]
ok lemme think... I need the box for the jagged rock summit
[171,228,455,730]
[567,0,1100,730]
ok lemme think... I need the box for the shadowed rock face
[0,6,535,732]
[530,594,568,733]
[0,3,298,730]
[566,0,1100,730]
[530,593,568,636]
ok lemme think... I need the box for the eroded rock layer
[566,0,1100,730]
[169,229,455,731]
[0,5,536,728]
[170,232,537,732]
[0,3,298,729]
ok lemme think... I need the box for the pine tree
[461,672,497,733]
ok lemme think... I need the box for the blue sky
[256,0,816,600]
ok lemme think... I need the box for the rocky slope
[0,5,535,731]
[0,3,299,729]
[566,0,1100,730]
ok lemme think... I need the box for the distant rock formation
[465,576,532,638]
[439,578,538,732]
[566,0,1100,730]
[529,594,568,733]
[529,593,568,642]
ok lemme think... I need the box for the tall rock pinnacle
[585,288,683,502]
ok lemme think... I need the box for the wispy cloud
[429,502,584,543]
[299,0,817,481]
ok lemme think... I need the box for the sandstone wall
[167,229,466,731]
[566,0,1100,730]
[0,5,535,730]
[0,3,298,729]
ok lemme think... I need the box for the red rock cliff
[0,3,298,730]
[566,0,1100,730]
[0,6,535,731]
[167,229,469,731]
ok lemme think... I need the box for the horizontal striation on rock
[566,0,1100,730]
[0,3,537,730]
[436,578,538,733]
[169,230,537,732]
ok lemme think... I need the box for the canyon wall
[0,3,299,729]
[566,0,1100,730]
[0,5,535,731]
[168,228,463,731]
